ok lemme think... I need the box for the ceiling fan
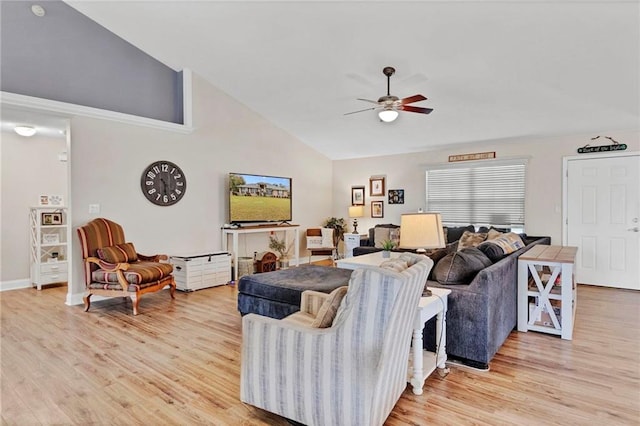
[345,66,433,122]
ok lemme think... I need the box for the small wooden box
[255,251,277,273]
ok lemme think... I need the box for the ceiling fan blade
[400,94,427,105]
[357,98,381,105]
[344,107,378,116]
[401,105,434,114]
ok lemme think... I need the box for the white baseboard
[0,278,31,292]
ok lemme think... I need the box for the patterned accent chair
[77,218,176,315]
[241,254,433,426]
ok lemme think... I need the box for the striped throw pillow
[97,242,138,263]
[311,286,348,328]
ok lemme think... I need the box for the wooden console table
[517,245,578,340]
[221,225,300,282]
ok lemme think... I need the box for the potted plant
[380,239,396,258]
[323,217,346,247]
[268,235,292,268]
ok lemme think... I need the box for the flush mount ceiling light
[14,125,37,137]
[31,4,46,17]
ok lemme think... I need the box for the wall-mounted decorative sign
[388,189,404,204]
[448,152,496,162]
[578,136,627,154]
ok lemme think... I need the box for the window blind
[426,162,526,227]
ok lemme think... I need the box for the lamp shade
[348,205,364,218]
[378,109,398,122]
[399,212,445,250]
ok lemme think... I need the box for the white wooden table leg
[410,322,425,395]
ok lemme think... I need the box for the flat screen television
[228,172,292,224]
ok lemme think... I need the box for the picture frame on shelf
[351,186,365,206]
[42,212,63,225]
[369,177,385,197]
[42,234,60,244]
[39,195,64,207]
[388,189,405,204]
[371,201,384,218]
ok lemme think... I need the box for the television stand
[221,225,300,282]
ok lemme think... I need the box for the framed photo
[371,201,384,218]
[39,195,64,206]
[369,177,385,197]
[388,189,405,204]
[42,212,63,225]
[42,234,60,244]
[351,186,365,206]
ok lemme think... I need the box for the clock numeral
[170,194,177,200]
[147,171,156,179]
[173,174,182,179]
[155,193,161,201]
[146,181,153,186]
[170,167,176,174]
[148,188,156,195]
[163,195,169,203]
[175,189,182,195]
[153,166,160,174]
[176,182,184,187]
[161,164,169,172]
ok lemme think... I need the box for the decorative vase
[382,250,391,258]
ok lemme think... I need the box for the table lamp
[348,205,365,234]
[399,212,446,253]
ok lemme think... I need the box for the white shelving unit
[30,207,68,290]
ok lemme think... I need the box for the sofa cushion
[433,247,493,285]
[92,260,173,285]
[457,231,488,250]
[368,224,400,247]
[311,286,348,328]
[444,225,475,243]
[97,242,138,263]
[479,232,525,256]
[425,241,458,279]
[477,242,507,262]
[486,228,503,240]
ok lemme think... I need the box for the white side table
[408,287,451,395]
[343,233,361,258]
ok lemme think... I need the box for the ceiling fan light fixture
[14,125,37,137]
[378,109,398,123]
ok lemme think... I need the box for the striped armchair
[77,218,176,315]
[241,254,433,426]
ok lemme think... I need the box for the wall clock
[140,160,187,206]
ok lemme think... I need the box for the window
[425,160,527,228]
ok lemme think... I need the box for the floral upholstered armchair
[240,253,433,426]
[77,218,176,315]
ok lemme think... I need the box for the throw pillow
[379,259,409,273]
[426,241,458,280]
[433,247,493,285]
[96,242,138,263]
[457,230,488,250]
[374,227,391,248]
[443,225,475,243]
[477,242,506,262]
[483,232,525,255]
[389,228,401,247]
[311,286,349,328]
[398,252,428,267]
[486,228,503,241]
[321,228,334,247]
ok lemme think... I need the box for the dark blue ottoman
[237,265,353,319]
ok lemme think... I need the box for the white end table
[409,287,451,395]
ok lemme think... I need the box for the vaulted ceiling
[54,1,640,159]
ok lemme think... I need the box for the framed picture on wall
[351,186,365,206]
[371,201,384,218]
[388,189,404,204]
[369,177,385,197]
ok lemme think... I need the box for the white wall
[68,74,333,302]
[0,131,67,283]
[333,131,640,244]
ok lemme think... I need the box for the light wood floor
[1,283,638,425]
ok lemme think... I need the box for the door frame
[562,150,640,245]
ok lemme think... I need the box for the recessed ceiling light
[14,125,37,137]
[31,5,46,17]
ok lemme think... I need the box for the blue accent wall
[1,1,183,124]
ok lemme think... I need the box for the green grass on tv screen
[230,195,291,222]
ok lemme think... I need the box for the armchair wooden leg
[130,293,140,316]
[169,279,176,299]
[83,292,92,312]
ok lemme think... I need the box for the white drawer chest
[170,252,231,291]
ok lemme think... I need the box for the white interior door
[566,154,639,289]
